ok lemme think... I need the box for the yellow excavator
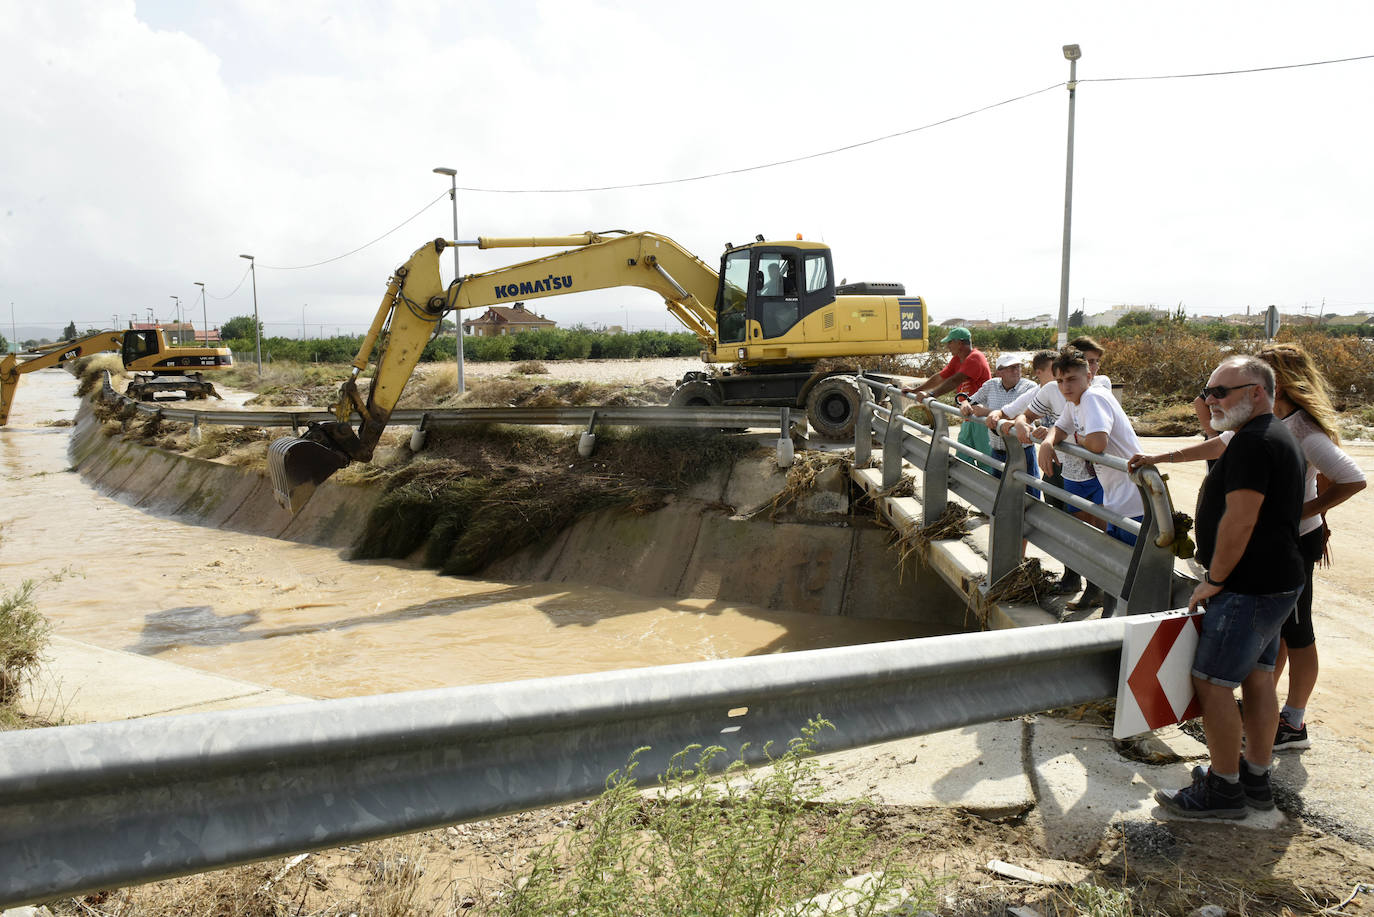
[1,327,233,425]
[268,231,928,511]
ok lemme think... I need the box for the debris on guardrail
[983,558,1058,607]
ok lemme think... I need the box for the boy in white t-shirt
[1044,349,1145,543]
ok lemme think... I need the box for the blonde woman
[1129,342,1365,752]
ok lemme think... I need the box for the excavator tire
[668,379,723,407]
[805,375,862,441]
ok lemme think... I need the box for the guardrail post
[986,428,1027,586]
[1121,477,1176,615]
[854,389,875,468]
[776,408,794,468]
[410,413,429,453]
[578,410,598,458]
[190,414,202,445]
[921,401,950,519]
[881,401,904,488]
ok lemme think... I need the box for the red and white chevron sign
[1113,611,1204,739]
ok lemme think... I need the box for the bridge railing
[853,377,1184,615]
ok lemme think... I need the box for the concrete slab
[722,453,791,517]
[21,636,314,724]
[1027,716,1286,860]
[809,720,1033,816]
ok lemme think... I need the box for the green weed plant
[492,719,932,917]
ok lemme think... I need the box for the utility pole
[240,254,263,376]
[433,166,465,393]
[195,282,207,346]
[1056,43,1082,350]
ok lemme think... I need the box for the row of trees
[217,317,703,365]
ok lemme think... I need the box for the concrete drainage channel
[69,398,967,624]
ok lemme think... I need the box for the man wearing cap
[965,353,1040,488]
[903,326,993,463]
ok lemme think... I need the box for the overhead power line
[1081,51,1374,84]
[258,191,451,271]
[206,264,253,300]
[241,50,1373,270]
[453,83,1066,194]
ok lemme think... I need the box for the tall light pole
[240,254,263,376]
[194,282,207,346]
[433,166,465,394]
[302,303,308,341]
[1056,43,1082,350]
[169,295,181,344]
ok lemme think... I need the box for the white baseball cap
[995,353,1022,370]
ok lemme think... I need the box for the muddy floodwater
[0,370,928,699]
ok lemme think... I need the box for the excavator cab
[121,330,159,365]
[715,243,834,348]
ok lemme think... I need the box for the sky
[3,0,1373,342]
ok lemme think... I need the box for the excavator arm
[268,232,724,512]
[1,332,124,425]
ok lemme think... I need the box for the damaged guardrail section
[0,617,1127,909]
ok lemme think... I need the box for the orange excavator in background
[0,327,233,425]
[268,231,929,512]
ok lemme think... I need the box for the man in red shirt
[903,326,993,462]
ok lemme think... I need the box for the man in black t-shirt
[1156,356,1305,820]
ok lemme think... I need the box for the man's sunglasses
[1200,382,1258,400]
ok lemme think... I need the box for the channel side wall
[70,400,967,627]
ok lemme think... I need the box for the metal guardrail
[0,617,1129,909]
[853,378,1185,615]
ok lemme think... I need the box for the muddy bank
[70,398,965,626]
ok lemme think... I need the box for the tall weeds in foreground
[0,579,53,722]
[490,719,932,917]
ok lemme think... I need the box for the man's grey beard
[1211,398,1256,432]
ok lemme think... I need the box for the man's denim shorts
[1061,476,1103,515]
[1192,587,1302,688]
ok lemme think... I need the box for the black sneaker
[1156,769,1247,819]
[1273,717,1310,751]
[1238,757,1275,811]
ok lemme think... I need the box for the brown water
[0,370,928,699]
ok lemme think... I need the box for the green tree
[0,332,7,353]
[221,315,262,340]
[1069,308,1085,328]
[61,321,78,341]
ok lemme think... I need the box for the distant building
[462,302,557,337]
[1085,305,1168,327]
[194,329,222,344]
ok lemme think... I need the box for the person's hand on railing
[1038,441,1056,476]
[900,387,928,403]
[1012,417,1036,445]
[1126,452,1164,473]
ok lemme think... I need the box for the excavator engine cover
[268,430,352,514]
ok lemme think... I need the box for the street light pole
[433,166,465,394]
[302,304,308,341]
[240,254,263,376]
[194,282,207,346]
[169,295,180,344]
[1056,43,1082,350]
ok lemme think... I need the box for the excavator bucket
[268,435,350,513]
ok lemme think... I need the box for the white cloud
[2,0,1372,338]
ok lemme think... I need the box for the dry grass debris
[765,450,849,519]
[982,557,1058,606]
